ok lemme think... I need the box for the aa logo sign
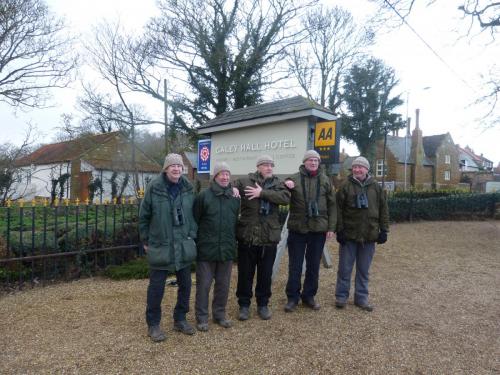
[315,121,336,147]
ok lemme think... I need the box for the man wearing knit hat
[283,150,337,313]
[139,153,198,341]
[233,155,290,321]
[193,161,240,332]
[334,155,389,312]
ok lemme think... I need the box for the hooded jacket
[336,174,389,243]
[286,165,337,234]
[139,174,197,271]
[234,172,290,246]
[193,181,240,261]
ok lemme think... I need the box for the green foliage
[104,257,150,280]
[391,189,470,199]
[341,58,404,159]
[0,265,29,281]
[388,193,499,222]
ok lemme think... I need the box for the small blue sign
[197,139,211,173]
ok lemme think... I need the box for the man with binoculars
[283,150,337,313]
[139,153,198,341]
[335,156,389,312]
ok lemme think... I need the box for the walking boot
[173,320,196,335]
[257,305,272,320]
[354,302,374,312]
[238,306,250,321]
[284,300,298,313]
[213,318,233,328]
[302,298,321,311]
[147,325,166,342]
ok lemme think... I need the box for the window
[444,171,450,181]
[376,159,386,177]
[445,155,451,164]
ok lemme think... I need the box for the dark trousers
[195,261,233,323]
[145,266,192,327]
[236,243,277,307]
[285,231,326,303]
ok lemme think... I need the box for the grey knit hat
[256,154,275,167]
[352,156,370,170]
[163,153,184,170]
[302,149,321,163]
[213,161,231,178]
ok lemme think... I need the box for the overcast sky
[1,0,499,164]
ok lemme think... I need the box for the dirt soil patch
[1,221,499,374]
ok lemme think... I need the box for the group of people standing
[139,151,389,342]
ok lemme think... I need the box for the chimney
[410,108,424,187]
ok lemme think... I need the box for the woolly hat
[352,156,370,170]
[302,149,321,163]
[256,154,275,167]
[163,153,184,170]
[213,161,231,178]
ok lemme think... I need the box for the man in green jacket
[139,153,198,342]
[283,150,337,313]
[193,161,240,332]
[234,155,290,321]
[335,156,389,312]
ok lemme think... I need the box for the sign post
[197,139,211,174]
[314,120,340,165]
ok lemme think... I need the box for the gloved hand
[376,230,388,244]
[336,231,346,245]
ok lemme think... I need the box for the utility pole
[164,79,169,154]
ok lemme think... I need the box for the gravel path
[0,221,499,374]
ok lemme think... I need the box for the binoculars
[307,201,319,218]
[173,206,185,226]
[354,192,369,209]
[259,200,271,216]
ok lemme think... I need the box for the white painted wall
[12,162,71,200]
[210,118,309,176]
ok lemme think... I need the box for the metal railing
[0,194,144,289]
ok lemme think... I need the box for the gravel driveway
[0,221,499,374]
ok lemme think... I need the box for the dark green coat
[336,174,389,243]
[193,182,240,262]
[286,165,337,234]
[234,172,290,246]
[139,174,197,272]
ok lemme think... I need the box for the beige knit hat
[256,154,275,167]
[302,149,321,163]
[163,153,184,170]
[352,156,370,170]
[213,161,231,177]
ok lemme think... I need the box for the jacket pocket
[147,246,171,268]
[181,238,197,263]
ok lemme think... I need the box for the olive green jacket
[234,172,290,246]
[286,165,337,234]
[193,182,240,262]
[336,174,389,243]
[139,174,197,272]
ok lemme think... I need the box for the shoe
[196,322,209,332]
[354,302,374,312]
[302,298,321,311]
[147,325,166,342]
[257,305,272,320]
[213,318,233,328]
[284,300,298,313]
[238,306,250,321]
[335,300,347,309]
[173,320,196,335]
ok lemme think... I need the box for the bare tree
[0,0,77,108]
[0,125,36,204]
[287,5,374,113]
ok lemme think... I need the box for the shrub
[104,257,151,280]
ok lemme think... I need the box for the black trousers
[236,243,277,307]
